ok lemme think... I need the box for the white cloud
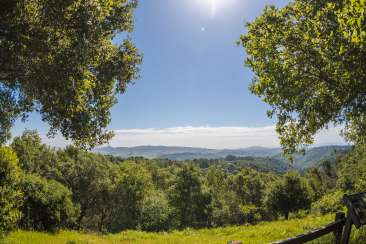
[37,125,347,149]
[109,125,346,149]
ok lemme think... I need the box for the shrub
[311,191,345,215]
[19,174,79,232]
[239,204,262,223]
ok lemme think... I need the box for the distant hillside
[94,146,216,159]
[210,156,293,173]
[273,145,351,170]
[94,146,282,159]
[95,145,351,170]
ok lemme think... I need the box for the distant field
[3,214,366,244]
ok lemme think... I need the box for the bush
[239,204,262,223]
[0,147,23,237]
[311,191,345,215]
[19,174,79,232]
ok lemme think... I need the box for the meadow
[2,214,366,244]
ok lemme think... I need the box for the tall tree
[0,0,142,148]
[0,147,23,236]
[169,165,211,228]
[240,0,366,156]
[109,163,153,232]
[207,166,243,226]
[265,171,311,219]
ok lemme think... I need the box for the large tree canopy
[0,0,142,148]
[240,0,366,156]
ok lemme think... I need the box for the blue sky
[12,0,346,148]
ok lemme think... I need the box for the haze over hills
[94,145,351,170]
[94,145,282,159]
[274,146,352,170]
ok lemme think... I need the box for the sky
[12,0,347,149]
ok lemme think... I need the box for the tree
[57,146,118,231]
[230,168,266,223]
[109,163,153,232]
[305,160,337,200]
[19,174,79,232]
[240,0,366,156]
[0,147,23,236]
[10,130,43,173]
[11,130,60,178]
[207,166,243,226]
[265,171,312,219]
[338,0,366,45]
[140,191,173,232]
[0,0,142,148]
[336,144,366,192]
[169,165,211,228]
[231,168,265,207]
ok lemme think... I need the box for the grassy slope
[2,215,366,244]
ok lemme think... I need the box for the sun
[208,0,217,17]
[196,0,222,18]
[192,0,236,18]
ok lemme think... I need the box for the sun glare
[195,0,230,18]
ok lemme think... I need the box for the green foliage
[207,166,243,226]
[59,146,118,232]
[239,204,262,223]
[19,174,79,232]
[336,144,366,192]
[228,168,274,223]
[140,191,173,232]
[240,0,366,156]
[0,0,142,148]
[305,160,337,201]
[4,130,366,235]
[11,130,59,176]
[311,190,344,215]
[338,0,366,44]
[169,165,212,228]
[231,168,265,207]
[265,171,312,219]
[0,147,23,237]
[109,163,152,232]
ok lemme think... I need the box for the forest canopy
[0,130,361,235]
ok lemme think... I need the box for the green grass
[2,214,366,244]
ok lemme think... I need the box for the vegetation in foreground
[1,130,366,238]
[1,0,366,243]
[2,215,366,244]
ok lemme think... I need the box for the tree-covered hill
[95,145,351,171]
[94,145,282,159]
[273,146,352,170]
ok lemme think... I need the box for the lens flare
[193,0,237,18]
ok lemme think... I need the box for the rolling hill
[94,145,351,170]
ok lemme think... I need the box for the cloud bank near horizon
[40,125,347,149]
